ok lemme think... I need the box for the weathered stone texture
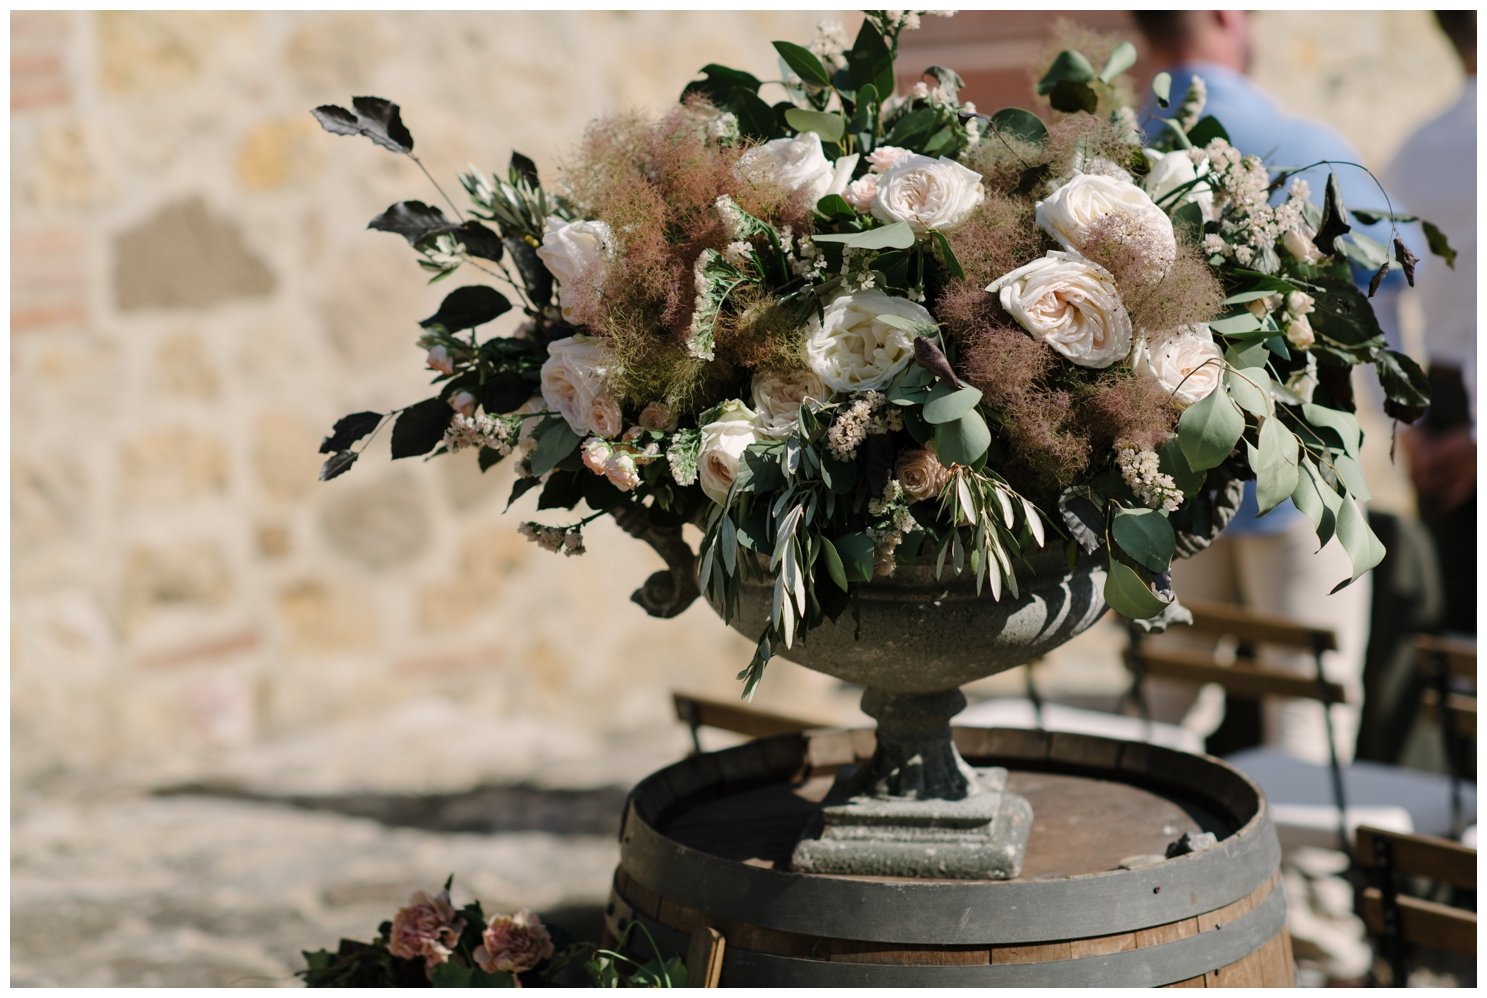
[113,196,276,311]
[318,471,430,570]
[119,427,229,506]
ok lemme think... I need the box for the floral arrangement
[299,881,682,987]
[313,13,1443,695]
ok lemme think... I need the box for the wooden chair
[671,691,824,754]
[1413,634,1477,839]
[1124,601,1476,855]
[1354,824,1477,985]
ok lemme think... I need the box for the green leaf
[683,63,762,103]
[1250,416,1300,514]
[1300,403,1363,456]
[1301,269,1386,352]
[1152,71,1172,108]
[1421,219,1457,268]
[526,418,581,477]
[811,220,916,250]
[1350,208,1418,225]
[784,107,845,143]
[1332,452,1371,502]
[934,408,992,467]
[1036,49,1095,93]
[1224,340,1269,370]
[1176,385,1244,471]
[1112,506,1176,574]
[988,107,1048,145]
[773,40,832,86]
[1185,115,1229,148]
[1331,495,1385,593]
[1047,80,1098,114]
[1170,200,1204,243]
[821,537,849,591]
[835,532,876,582]
[1105,558,1170,619]
[1224,288,1282,305]
[1099,41,1137,82]
[1375,348,1431,424]
[847,19,894,103]
[1157,437,1205,496]
[1209,311,1264,336]
[922,383,983,424]
[931,229,965,278]
[814,194,856,220]
[1224,366,1272,418]
[885,107,939,147]
[1292,455,1340,549]
[1338,230,1392,271]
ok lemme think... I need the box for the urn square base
[791,766,1033,879]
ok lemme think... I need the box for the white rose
[988,251,1133,368]
[604,453,641,492]
[588,394,623,439]
[1281,227,1323,265]
[738,133,834,202]
[870,154,985,234]
[540,335,613,435]
[866,145,913,173]
[843,174,878,212]
[1285,312,1315,350]
[697,400,761,504]
[1036,172,1176,280]
[804,289,930,392]
[1143,149,1215,222]
[581,437,612,476]
[751,368,829,438]
[535,217,614,322]
[1133,324,1224,406]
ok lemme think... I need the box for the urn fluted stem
[847,688,980,800]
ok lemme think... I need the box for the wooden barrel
[607,727,1293,987]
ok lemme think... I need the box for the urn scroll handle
[611,505,702,619]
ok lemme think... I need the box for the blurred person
[1132,10,1411,769]
[1387,10,1476,636]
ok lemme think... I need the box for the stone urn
[612,509,1109,879]
[721,548,1109,879]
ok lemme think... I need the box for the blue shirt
[1143,62,1417,534]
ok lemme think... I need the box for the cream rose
[843,174,878,212]
[738,133,834,202]
[474,909,555,976]
[988,251,1133,368]
[535,216,614,322]
[540,335,614,436]
[426,345,455,376]
[604,452,641,492]
[1285,312,1316,350]
[1133,324,1224,406]
[804,289,930,392]
[637,401,678,432]
[870,154,985,234]
[895,447,952,501]
[1036,172,1176,280]
[388,890,466,969]
[866,145,913,173]
[1143,149,1215,221]
[697,400,760,504]
[751,369,828,438]
[1281,227,1323,265]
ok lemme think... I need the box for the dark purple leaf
[451,221,504,262]
[319,450,359,481]
[1312,172,1351,256]
[368,201,449,244]
[309,97,414,154]
[1367,262,1388,299]
[310,104,361,136]
[390,398,453,459]
[319,411,385,454]
[509,151,539,187]
[913,336,964,388]
[1393,236,1419,287]
[419,286,512,332]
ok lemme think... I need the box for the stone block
[11,12,72,112]
[119,427,228,507]
[11,227,89,333]
[120,540,233,634]
[151,331,220,400]
[319,471,430,570]
[97,11,255,95]
[277,577,380,653]
[113,196,275,311]
[236,116,325,191]
[252,410,319,502]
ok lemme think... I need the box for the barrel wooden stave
[610,728,1295,987]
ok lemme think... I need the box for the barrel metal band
[617,879,1287,987]
[620,796,1280,945]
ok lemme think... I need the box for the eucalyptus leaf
[1331,494,1385,593]
[1157,437,1205,496]
[784,107,845,143]
[934,408,991,467]
[835,531,876,582]
[988,107,1048,145]
[1152,71,1172,108]
[1105,558,1170,619]
[1332,452,1371,502]
[1421,219,1457,268]
[1300,403,1363,456]
[526,419,581,477]
[1209,311,1264,336]
[811,221,916,250]
[1177,385,1244,471]
[1224,367,1272,418]
[1099,41,1137,82]
[1047,80,1098,114]
[1037,49,1095,93]
[921,383,983,424]
[1250,417,1300,514]
[1112,506,1176,574]
[1292,455,1340,549]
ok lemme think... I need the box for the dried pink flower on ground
[474,908,555,975]
[387,889,466,970]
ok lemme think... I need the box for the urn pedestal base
[792,766,1033,879]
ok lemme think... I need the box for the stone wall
[11,12,1463,794]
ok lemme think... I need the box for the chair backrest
[672,691,823,752]
[1414,634,1477,739]
[1125,598,1346,706]
[1354,824,1477,983]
